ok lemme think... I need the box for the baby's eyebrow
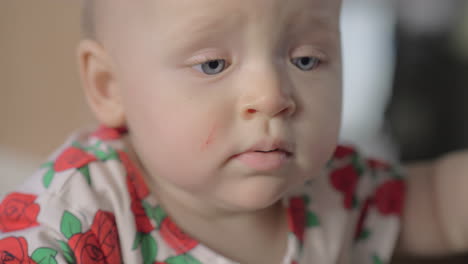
[168,14,241,50]
[185,15,239,35]
[282,10,340,45]
[285,9,338,33]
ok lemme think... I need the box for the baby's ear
[77,40,125,128]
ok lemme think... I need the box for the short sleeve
[0,190,124,264]
[0,192,70,263]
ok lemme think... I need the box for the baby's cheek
[162,118,217,153]
[201,122,218,151]
[149,118,216,169]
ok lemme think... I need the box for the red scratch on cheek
[202,123,217,151]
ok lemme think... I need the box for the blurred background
[341,0,468,164]
[1,0,468,262]
[0,1,94,192]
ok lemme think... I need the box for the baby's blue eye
[291,56,320,71]
[194,59,227,75]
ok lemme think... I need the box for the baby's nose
[238,68,296,120]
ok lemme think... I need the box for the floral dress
[0,126,405,264]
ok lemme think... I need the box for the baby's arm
[397,150,468,256]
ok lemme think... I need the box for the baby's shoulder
[0,126,138,262]
[295,144,406,263]
[0,126,133,233]
[305,144,405,211]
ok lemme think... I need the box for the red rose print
[343,194,355,210]
[330,165,359,209]
[374,180,405,216]
[160,217,199,254]
[90,211,122,264]
[118,151,149,199]
[354,198,372,240]
[53,147,97,172]
[69,230,105,264]
[330,165,359,194]
[69,210,122,264]
[124,174,154,234]
[0,193,40,232]
[367,159,391,171]
[131,199,154,234]
[333,145,356,159]
[0,237,36,264]
[91,125,128,141]
[287,197,306,243]
[119,151,154,233]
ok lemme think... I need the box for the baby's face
[106,0,342,211]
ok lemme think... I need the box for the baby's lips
[244,138,293,155]
[234,150,291,171]
[228,138,294,171]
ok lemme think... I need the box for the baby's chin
[213,174,302,213]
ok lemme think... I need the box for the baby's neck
[158,191,289,264]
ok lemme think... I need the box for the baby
[1,0,468,263]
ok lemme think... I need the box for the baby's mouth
[235,149,292,171]
[255,149,292,156]
[256,149,277,153]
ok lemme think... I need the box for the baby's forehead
[88,0,341,43]
[149,0,339,20]
[97,0,340,22]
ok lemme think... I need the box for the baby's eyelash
[189,55,228,66]
[293,51,327,62]
[186,52,328,68]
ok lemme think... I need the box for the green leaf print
[306,211,320,227]
[43,168,55,188]
[352,196,359,209]
[141,233,158,264]
[58,240,75,263]
[153,205,167,227]
[142,201,153,217]
[357,228,371,241]
[166,254,202,264]
[141,202,167,228]
[103,148,119,161]
[71,141,83,149]
[93,141,102,148]
[372,254,384,264]
[41,161,54,168]
[93,149,108,160]
[60,211,82,239]
[31,248,58,264]
[78,166,92,186]
[85,142,119,161]
[352,154,365,176]
[133,232,144,250]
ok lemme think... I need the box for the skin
[79,0,341,263]
[78,0,468,262]
[398,153,468,257]
[202,123,217,151]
